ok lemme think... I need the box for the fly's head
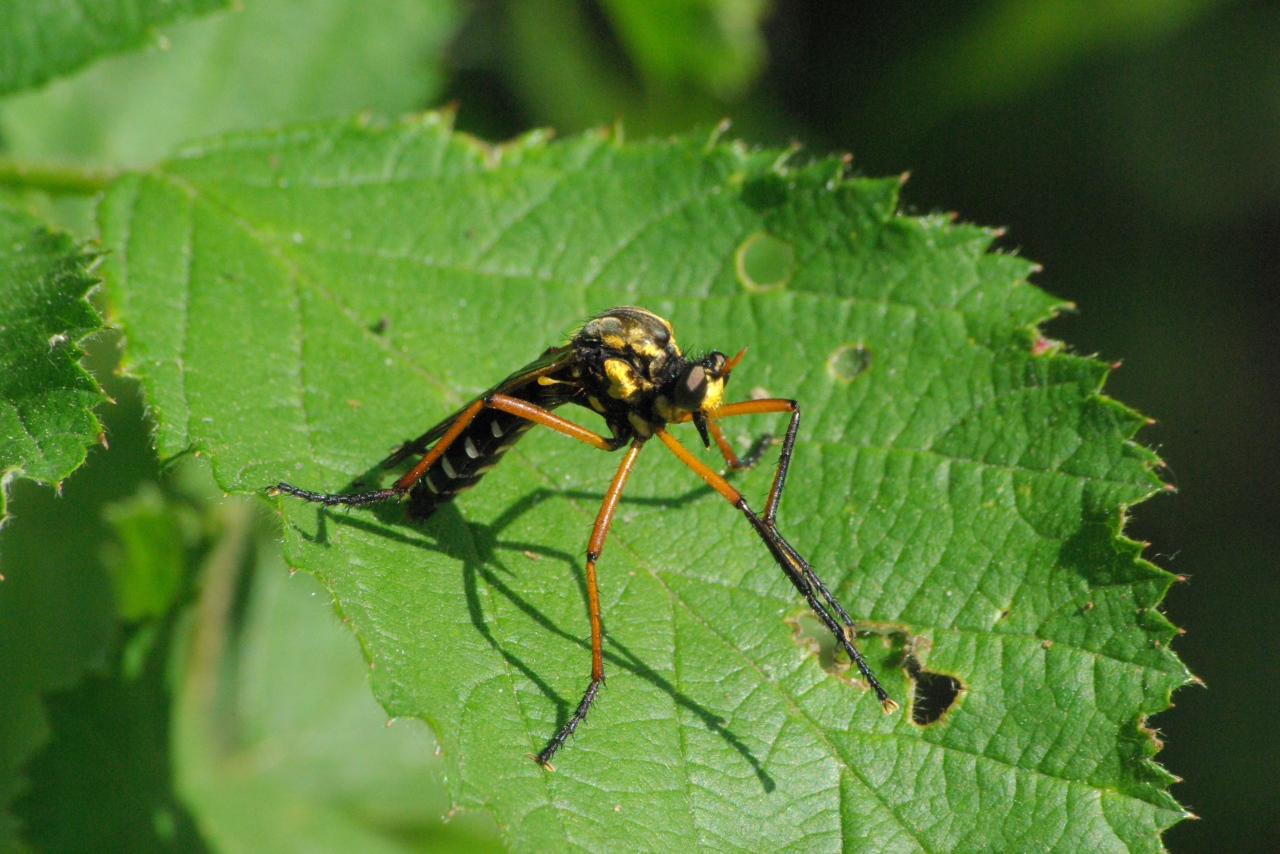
[667,348,744,447]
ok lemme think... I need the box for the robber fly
[270,306,897,768]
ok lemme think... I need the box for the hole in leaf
[905,656,963,725]
[786,614,907,691]
[788,613,838,672]
[827,344,872,383]
[735,232,795,292]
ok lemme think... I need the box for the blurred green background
[1,1,1275,852]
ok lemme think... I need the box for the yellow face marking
[701,377,726,412]
[588,395,606,413]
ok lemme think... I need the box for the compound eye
[675,365,708,409]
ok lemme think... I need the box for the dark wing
[378,344,577,469]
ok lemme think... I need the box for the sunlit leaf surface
[99,115,1191,852]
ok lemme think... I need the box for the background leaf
[0,379,153,852]
[172,502,503,853]
[0,0,459,168]
[598,0,771,97]
[99,116,1191,852]
[0,0,227,97]
[0,202,103,521]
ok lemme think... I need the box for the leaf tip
[1030,336,1060,356]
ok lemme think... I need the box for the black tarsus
[269,482,401,507]
[736,501,891,706]
[536,679,601,768]
[722,400,893,708]
[732,431,775,471]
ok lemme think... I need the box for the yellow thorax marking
[627,411,653,438]
[604,358,644,400]
[628,335,665,358]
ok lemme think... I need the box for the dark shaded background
[2,1,1275,851]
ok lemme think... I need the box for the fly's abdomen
[405,407,536,520]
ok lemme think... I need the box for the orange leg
[396,393,621,489]
[270,392,623,507]
[536,439,645,769]
[705,419,773,473]
[486,394,620,451]
[271,391,644,767]
[710,398,800,526]
[656,428,896,714]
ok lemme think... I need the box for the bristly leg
[739,502,896,712]
[534,681,601,771]
[534,441,644,769]
[268,482,401,507]
[715,402,894,706]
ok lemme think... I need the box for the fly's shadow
[281,476,775,792]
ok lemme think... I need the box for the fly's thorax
[574,307,682,412]
[573,307,733,437]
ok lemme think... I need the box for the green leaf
[0,0,227,97]
[0,202,104,521]
[99,115,1192,852]
[0,380,157,853]
[101,482,196,623]
[0,0,459,167]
